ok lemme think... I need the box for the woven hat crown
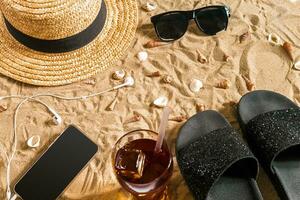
[0,0,103,40]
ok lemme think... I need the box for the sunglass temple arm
[225,6,231,17]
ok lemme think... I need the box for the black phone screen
[14,125,98,200]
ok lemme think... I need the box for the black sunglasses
[151,5,231,41]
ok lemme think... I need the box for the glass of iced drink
[112,129,173,200]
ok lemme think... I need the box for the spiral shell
[169,114,187,122]
[216,80,230,89]
[124,112,141,124]
[146,71,161,77]
[162,75,173,84]
[196,103,206,112]
[145,40,168,48]
[106,98,118,111]
[223,54,231,62]
[197,50,207,64]
[242,75,255,91]
[282,41,293,60]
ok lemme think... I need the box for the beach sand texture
[1,0,300,199]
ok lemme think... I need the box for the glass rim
[112,129,173,186]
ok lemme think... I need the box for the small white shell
[142,2,157,12]
[153,96,168,108]
[268,33,282,45]
[294,57,300,71]
[112,69,126,80]
[137,51,148,62]
[106,98,118,111]
[27,135,41,148]
[189,79,203,93]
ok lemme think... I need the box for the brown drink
[112,130,173,200]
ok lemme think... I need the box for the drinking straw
[154,107,171,153]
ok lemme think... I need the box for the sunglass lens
[154,13,188,41]
[196,7,228,35]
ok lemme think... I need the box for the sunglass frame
[151,5,231,41]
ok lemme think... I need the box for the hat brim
[0,0,138,86]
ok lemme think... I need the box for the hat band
[4,0,107,53]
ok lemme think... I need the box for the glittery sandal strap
[245,108,300,171]
[177,127,258,200]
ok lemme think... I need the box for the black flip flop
[238,90,300,200]
[176,110,263,200]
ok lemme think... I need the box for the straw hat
[0,0,138,86]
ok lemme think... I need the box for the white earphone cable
[0,76,135,199]
[6,97,56,200]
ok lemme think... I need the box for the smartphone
[14,125,98,200]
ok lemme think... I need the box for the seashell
[282,41,293,60]
[294,57,300,71]
[124,112,141,124]
[112,69,126,80]
[83,78,96,85]
[223,54,231,62]
[197,50,207,64]
[239,31,251,43]
[144,40,168,48]
[247,83,255,91]
[162,75,173,84]
[169,114,187,122]
[189,79,203,93]
[27,135,41,148]
[242,75,255,91]
[268,33,281,46]
[196,103,206,112]
[146,71,161,77]
[0,103,8,112]
[153,96,168,108]
[106,98,118,111]
[142,2,157,12]
[137,51,148,62]
[216,79,230,89]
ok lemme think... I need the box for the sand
[0,0,300,199]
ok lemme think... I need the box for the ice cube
[115,149,147,180]
[136,151,146,177]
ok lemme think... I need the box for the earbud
[48,108,62,125]
[52,115,62,125]
[113,76,135,90]
[124,76,135,86]
[6,190,11,200]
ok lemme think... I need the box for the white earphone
[113,76,135,90]
[48,108,62,125]
[0,76,135,200]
